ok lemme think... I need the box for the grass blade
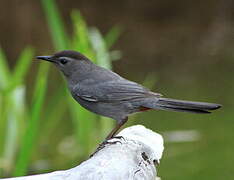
[41,0,69,50]
[89,27,111,69]
[0,47,10,89]
[3,86,26,174]
[68,99,97,155]
[71,10,95,60]
[41,84,67,139]
[0,48,10,157]
[6,47,34,92]
[13,63,49,176]
[104,26,122,49]
[2,47,33,173]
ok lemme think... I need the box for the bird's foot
[89,136,124,158]
[112,135,125,141]
[89,139,111,158]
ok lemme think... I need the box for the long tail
[145,97,221,114]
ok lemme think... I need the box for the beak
[36,56,53,62]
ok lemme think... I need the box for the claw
[113,135,125,141]
[89,139,110,157]
[89,136,125,157]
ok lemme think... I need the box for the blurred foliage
[0,0,121,177]
[0,47,48,176]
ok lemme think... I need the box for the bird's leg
[90,117,128,157]
[105,117,128,140]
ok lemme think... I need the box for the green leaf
[41,0,69,50]
[0,48,33,175]
[104,26,122,49]
[0,47,10,89]
[71,10,95,60]
[0,47,10,157]
[41,84,67,139]
[68,97,97,156]
[89,27,111,69]
[3,86,26,173]
[7,47,34,91]
[13,63,49,176]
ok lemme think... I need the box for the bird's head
[36,50,92,78]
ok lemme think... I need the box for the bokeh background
[0,0,233,179]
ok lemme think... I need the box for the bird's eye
[60,58,68,65]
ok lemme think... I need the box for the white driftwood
[3,125,164,180]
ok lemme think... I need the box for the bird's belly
[75,97,135,121]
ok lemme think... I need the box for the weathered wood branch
[4,125,164,180]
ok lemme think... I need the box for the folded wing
[73,80,161,103]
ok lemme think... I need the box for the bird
[37,50,221,142]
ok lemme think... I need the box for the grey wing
[73,80,162,103]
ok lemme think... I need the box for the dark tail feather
[148,97,222,114]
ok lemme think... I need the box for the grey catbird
[37,50,221,141]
